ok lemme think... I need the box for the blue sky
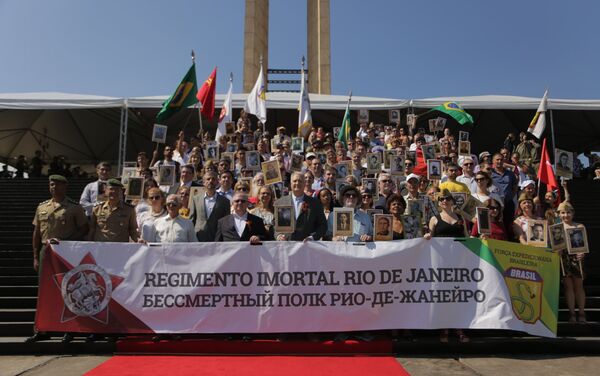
[0,0,597,99]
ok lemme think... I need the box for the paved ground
[2,355,600,375]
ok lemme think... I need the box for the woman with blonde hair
[512,192,542,245]
[249,185,275,238]
[137,187,167,241]
[558,202,587,323]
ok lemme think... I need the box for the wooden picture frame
[555,148,574,179]
[333,207,354,237]
[204,145,219,161]
[549,223,567,251]
[566,226,589,254]
[458,141,471,157]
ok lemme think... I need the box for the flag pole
[192,50,205,140]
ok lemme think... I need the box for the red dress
[471,219,508,240]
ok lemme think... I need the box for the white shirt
[292,193,304,219]
[151,215,197,242]
[457,174,477,194]
[217,188,234,201]
[204,192,217,218]
[232,212,248,237]
[80,180,107,217]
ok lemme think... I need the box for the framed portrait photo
[526,219,548,248]
[390,155,405,176]
[366,152,382,174]
[158,165,175,186]
[366,208,383,224]
[291,137,304,152]
[204,145,219,162]
[358,109,369,124]
[427,159,442,181]
[374,214,393,241]
[125,177,144,201]
[566,226,589,254]
[123,161,137,168]
[434,117,446,131]
[549,223,567,251]
[458,141,471,157]
[226,143,238,153]
[460,196,483,222]
[261,159,282,185]
[246,151,261,171]
[290,153,305,172]
[335,161,351,178]
[383,150,396,169]
[406,114,416,128]
[421,144,436,161]
[333,207,354,237]
[274,205,295,233]
[428,119,437,133]
[459,131,470,142]
[389,109,400,125]
[401,214,423,239]
[188,186,204,208]
[152,124,168,144]
[407,199,424,217]
[362,178,378,197]
[221,152,235,164]
[225,122,236,136]
[242,143,255,151]
[451,192,468,210]
[555,148,574,179]
[120,167,138,186]
[333,127,341,138]
[476,207,491,235]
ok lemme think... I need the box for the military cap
[107,178,124,187]
[48,174,68,183]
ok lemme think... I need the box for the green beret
[107,178,124,187]
[48,175,68,183]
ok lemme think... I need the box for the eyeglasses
[233,199,247,204]
[463,163,474,166]
[489,206,500,210]
[380,180,390,183]
[439,197,453,202]
[475,178,486,182]
[180,192,190,196]
[166,202,178,207]
[149,196,161,200]
[237,188,249,192]
[405,162,413,166]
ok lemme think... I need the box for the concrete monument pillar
[307,0,331,94]
[243,0,269,93]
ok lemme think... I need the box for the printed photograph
[384,150,396,169]
[290,153,304,172]
[274,205,294,233]
[427,159,442,180]
[335,161,351,178]
[451,192,467,210]
[526,219,548,248]
[459,131,469,142]
[262,159,282,185]
[125,177,144,200]
[246,151,261,170]
[205,145,219,161]
[422,144,436,161]
[366,208,383,224]
[374,214,393,241]
[390,155,405,176]
[555,148,574,179]
[225,122,236,135]
[389,109,400,124]
[476,207,491,235]
[358,109,369,123]
[458,141,471,156]
[362,178,378,197]
[566,226,589,254]
[120,167,138,186]
[151,124,168,144]
[407,199,424,217]
[158,165,175,186]
[549,223,566,251]
[333,208,354,237]
[333,127,341,138]
[366,152,382,174]
[401,214,422,239]
[291,137,304,152]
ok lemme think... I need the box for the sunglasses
[439,197,453,202]
[233,199,247,204]
[166,202,179,207]
[489,206,500,210]
[463,163,474,166]
[149,196,161,200]
[237,188,249,192]
[380,180,391,183]
[475,178,486,182]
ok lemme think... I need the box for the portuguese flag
[156,64,199,122]
[431,102,474,125]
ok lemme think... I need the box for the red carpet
[116,339,393,355]
[86,356,409,376]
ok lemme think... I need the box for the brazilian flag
[431,102,474,125]
[156,64,199,122]
[337,100,352,147]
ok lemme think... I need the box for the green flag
[156,64,199,123]
[431,102,474,125]
[337,93,352,147]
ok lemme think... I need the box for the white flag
[298,67,312,138]
[528,90,548,139]
[244,64,267,124]
[215,76,233,141]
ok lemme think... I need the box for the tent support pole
[118,102,129,177]
[550,109,556,170]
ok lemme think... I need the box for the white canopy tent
[1,92,600,173]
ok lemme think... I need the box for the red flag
[538,138,559,196]
[196,67,217,120]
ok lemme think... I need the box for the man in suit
[167,164,200,195]
[189,171,230,241]
[214,192,269,243]
[274,172,327,241]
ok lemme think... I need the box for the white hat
[305,152,317,160]
[406,173,421,182]
[520,179,536,189]
[459,156,474,166]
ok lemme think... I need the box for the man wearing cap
[403,173,421,213]
[80,161,112,217]
[215,192,270,243]
[28,175,89,343]
[457,157,477,193]
[88,179,139,242]
[326,185,373,242]
[275,172,327,241]
[439,163,471,194]
[147,194,196,242]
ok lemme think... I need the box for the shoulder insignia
[39,199,51,205]
[94,201,105,207]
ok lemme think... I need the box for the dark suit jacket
[189,192,231,242]
[214,213,271,241]
[274,194,327,241]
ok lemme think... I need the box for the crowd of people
[28,110,597,343]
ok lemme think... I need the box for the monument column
[307,0,331,94]
[243,0,269,93]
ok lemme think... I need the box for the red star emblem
[53,252,124,325]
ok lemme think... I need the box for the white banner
[35,239,558,337]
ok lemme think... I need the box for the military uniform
[33,198,88,246]
[91,201,138,242]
